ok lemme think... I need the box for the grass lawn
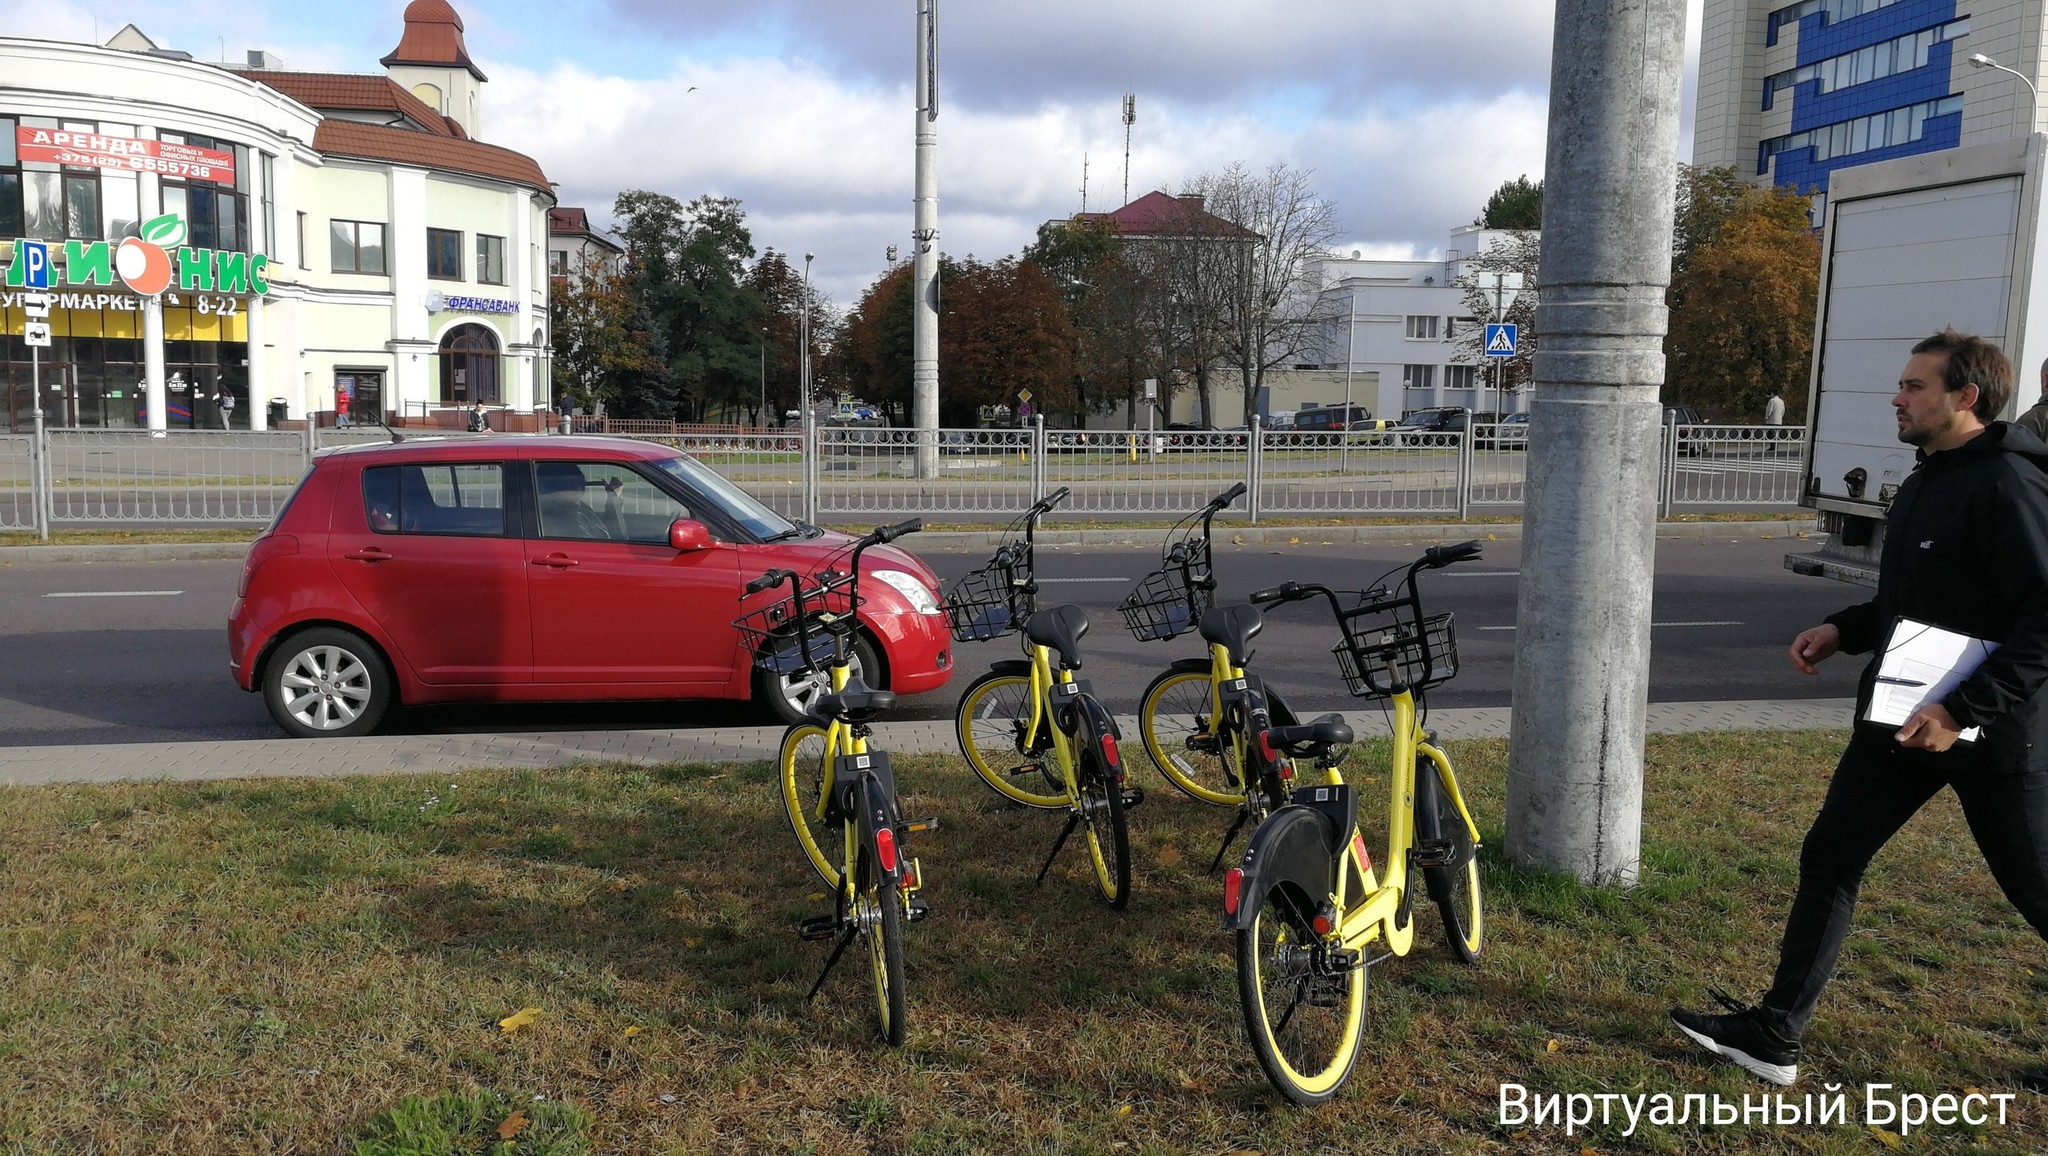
[1,731,2042,1154]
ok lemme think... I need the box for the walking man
[1672,328,2048,1086]
[1764,391,1786,426]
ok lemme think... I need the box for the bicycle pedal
[904,816,940,835]
[1412,837,1454,869]
[1186,732,1219,755]
[906,898,931,923]
[1121,785,1146,809]
[797,915,841,942]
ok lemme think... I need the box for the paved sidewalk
[0,698,1857,787]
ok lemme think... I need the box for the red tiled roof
[313,120,551,196]
[549,207,590,234]
[1074,190,1259,240]
[245,71,457,137]
[381,0,487,81]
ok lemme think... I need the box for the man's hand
[1897,703,1964,751]
[1788,623,1841,675]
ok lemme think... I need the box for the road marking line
[1443,570,1519,577]
[1477,619,1745,631]
[44,590,184,598]
[1038,577,1130,584]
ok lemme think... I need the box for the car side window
[363,463,506,536]
[536,461,692,543]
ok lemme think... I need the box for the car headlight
[872,569,943,615]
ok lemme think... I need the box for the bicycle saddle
[1025,604,1089,670]
[1266,713,1352,755]
[1198,603,1264,667]
[811,678,898,723]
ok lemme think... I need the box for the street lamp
[758,329,767,429]
[1968,53,2041,136]
[801,252,814,413]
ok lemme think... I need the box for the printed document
[1862,617,1998,743]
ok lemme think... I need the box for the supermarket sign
[16,127,236,184]
[5,214,271,297]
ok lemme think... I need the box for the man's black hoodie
[1826,421,2048,772]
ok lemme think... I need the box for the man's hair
[1911,327,2012,421]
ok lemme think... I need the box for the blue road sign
[16,240,50,289]
[1484,323,1518,358]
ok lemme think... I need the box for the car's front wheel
[262,627,394,738]
[754,633,883,726]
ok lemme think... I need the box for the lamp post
[1342,291,1356,471]
[1968,53,2041,136]
[758,329,767,429]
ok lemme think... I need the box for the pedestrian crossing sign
[1485,323,1518,357]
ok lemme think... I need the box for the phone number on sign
[47,150,225,181]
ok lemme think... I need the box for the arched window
[438,323,499,404]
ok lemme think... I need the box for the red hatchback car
[229,435,953,737]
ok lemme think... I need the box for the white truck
[1787,133,2048,586]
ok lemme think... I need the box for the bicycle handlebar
[1423,540,1483,569]
[871,518,924,545]
[745,568,796,596]
[1036,486,1072,513]
[1210,481,1248,509]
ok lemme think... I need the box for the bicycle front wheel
[1077,747,1131,909]
[956,670,1067,809]
[1415,756,1484,964]
[858,840,909,1046]
[778,724,840,889]
[1237,889,1366,1105]
[1138,668,1245,807]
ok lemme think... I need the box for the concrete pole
[1504,0,1686,886]
[143,296,167,432]
[910,0,940,479]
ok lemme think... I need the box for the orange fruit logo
[115,213,183,297]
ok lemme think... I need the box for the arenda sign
[5,214,271,297]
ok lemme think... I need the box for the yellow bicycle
[735,519,935,1045]
[1224,542,1487,1103]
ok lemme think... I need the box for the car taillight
[238,534,299,598]
[875,826,899,874]
[1223,867,1243,916]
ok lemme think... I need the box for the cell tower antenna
[1080,152,1088,213]
[1121,93,1136,206]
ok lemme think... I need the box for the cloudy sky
[9,0,1705,305]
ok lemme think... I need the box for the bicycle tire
[857,839,909,1046]
[1137,668,1246,807]
[1236,887,1367,1105]
[955,670,1066,809]
[1077,745,1131,909]
[778,724,840,889]
[1415,756,1484,964]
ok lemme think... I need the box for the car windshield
[650,453,799,540]
[1398,412,1438,427]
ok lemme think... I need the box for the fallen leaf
[624,1026,643,1038]
[497,1110,530,1140]
[1117,1103,1132,1116]
[1288,536,1300,545]
[683,937,703,949]
[1545,1039,1561,1053]
[1869,1125,1903,1148]
[1156,846,1184,867]
[499,1007,543,1034]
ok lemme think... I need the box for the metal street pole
[1341,291,1355,472]
[758,334,767,428]
[911,0,941,479]
[1505,0,1686,885]
[802,253,817,521]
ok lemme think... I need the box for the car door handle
[532,553,580,569]
[343,547,392,562]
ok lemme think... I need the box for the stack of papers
[1862,617,1999,743]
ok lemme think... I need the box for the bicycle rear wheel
[1236,888,1366,1105]
[1077,747,1131,909]
[1137,668,1246,807]
[1415,756,1484,964]
[955,670,1066,809]
[778,724,840,889]
[857,839,909,1046]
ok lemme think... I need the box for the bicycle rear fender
[1056,684,1125,778]
[1165,656,1211,675]
[986,659,1034,678]
[1224,804,1339,932]
[845,765,907,885]
[831,750,900,827]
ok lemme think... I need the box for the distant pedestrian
[2015,358,2048,440]
[1764,392,1785,426]
[216,387,235,429]
[1670,328,2048,1089]
[466,401,488,433]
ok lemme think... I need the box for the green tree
[739,249,830,426]
[1672,163,1764,277]
[1476,175,1543,229]
[612,191,760,421]
[834,264,916,419]
[1665,181,1819,420]
[548,261,669,418]
[1026,218,1164,426]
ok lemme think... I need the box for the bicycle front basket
[731,587,861,675]
[1117,566,1210,643]
[943,563,1020,642]
[1332,610,1458,699]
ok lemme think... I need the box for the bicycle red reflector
[1258,733,1277,762]
[1223,868,1243,916]
[1353,832,1371,872]
[1313,912,1334,935]
[1100,733,1120,766]
[875,827,899,873]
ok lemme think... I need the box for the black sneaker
[1671,989,1801,1087]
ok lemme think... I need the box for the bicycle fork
[798,762,938,1001]
[1032,683,1137,883]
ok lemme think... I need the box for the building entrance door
[5,363,75,431]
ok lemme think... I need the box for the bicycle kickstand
[1034,812,1083,884]
[804,922,858,1003]
[1207,806,1253,874]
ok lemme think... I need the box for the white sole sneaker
[1675,1021,1799,1086]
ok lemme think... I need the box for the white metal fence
[0,418,1807,538]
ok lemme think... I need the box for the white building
[0,0,555,432]
[548,207,625,282]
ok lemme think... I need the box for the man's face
[1893,351,1970,447]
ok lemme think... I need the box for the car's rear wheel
[754,633,882,726]
[262,626,394,738]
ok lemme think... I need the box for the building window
[438,323,500,403]
[1761,19,1969,109]
[476,234,506,285]
[1445,365,1478,391]
[260,154,275,257]
[157,133,249,251]
[331,220,387,274]
[1759,94,1963,175]
[1767,0,1912,46]
[1403,364,1436,390]
[296,212,308,269]
[427,227,463,280]
[548,249,570,276]
[1405,315,1440,340]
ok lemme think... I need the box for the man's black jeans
[1762,730,2048,1038]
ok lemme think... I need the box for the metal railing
[0,417,1808,538]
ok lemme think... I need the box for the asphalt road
[0,536,1860,746]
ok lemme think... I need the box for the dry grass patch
[0,732,2041,1153]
